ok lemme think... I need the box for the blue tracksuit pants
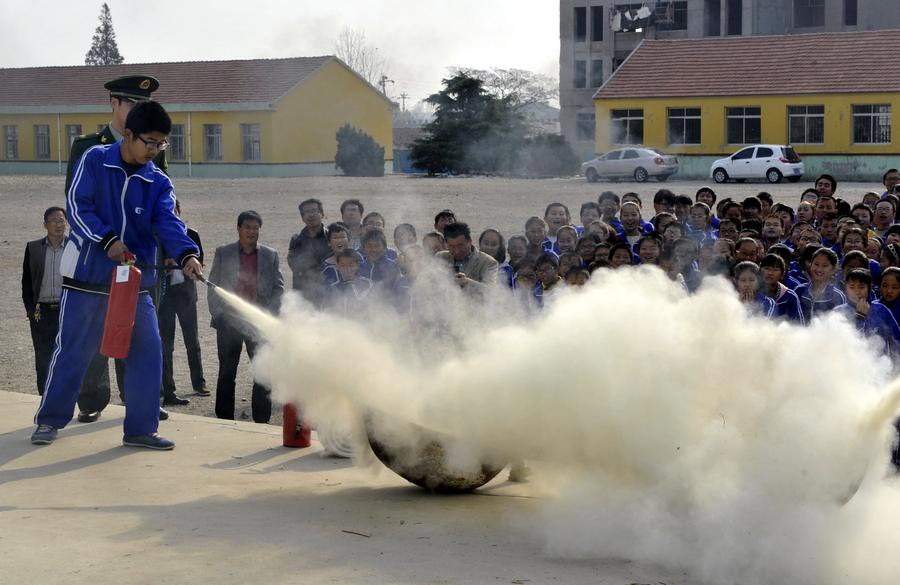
[35,288,162,436]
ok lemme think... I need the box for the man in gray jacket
[208,210,284,423]
[436,222,499,296]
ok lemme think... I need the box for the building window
[65,125,82,158]
[853,105,892,144]
[4,125,19,160]
[590,60,604,88]
[656,1,688,31]
[169,124,186,161]
[574,7,587,42]
[844,0,857,26]
[726,106,761,144]
[574,60,587,89]
[241,124,262,161]
[576,113,596,141]
[667,107,701,144]
[727,0,742,35]
[611,109,644,144]
[788,105,824,144]
[34,125,50,160]
[204,124,222,161]
[614,3,646,32]
[794,0,825,28]
[705,0,721,36]
[591,6,604,41]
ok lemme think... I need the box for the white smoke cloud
[215,265,900,584]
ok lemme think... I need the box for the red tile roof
[0,56,337,108]
[594,30,900,100]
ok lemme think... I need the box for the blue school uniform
[36,143,199,436]
[359,255,401,288]
[752,293,777,318]
[322,277,373,316]
[837,301,900,356]
[499,262,514,287]
[879,297,900,326]
[769,284,805,324]
[795,281,848,322]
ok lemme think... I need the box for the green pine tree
[84,3,124,65]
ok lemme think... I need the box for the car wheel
[787,176,801,183]
[633,167,649,182]
[766,168,783,184]
[655,174,670,182]
[713,168,728,183]
[585,168,599,183]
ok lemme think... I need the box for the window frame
[794,0,825,28]
[203,124,223,161]
[590,59,604,88]
[65,124,82,158]
[574,59,587,89]
[4,125,19,160]
[590,5,604,41]
[610,109,645,145]
[667,107,702,145]
[574,7,587,42]
[576,112,596,141]
[656,1,689,31]
[240,123,262,162]
[725,106,761,145]
[34,124,51,160]
[168,124,186,161]
[787,105,824,144]
[852,104,892,145]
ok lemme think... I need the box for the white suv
[710,145,804,184]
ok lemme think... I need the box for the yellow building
[593,30,900,180]
[0,56,393,177]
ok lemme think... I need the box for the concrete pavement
[1,391,690,584]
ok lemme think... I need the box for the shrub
[335,124,384,177]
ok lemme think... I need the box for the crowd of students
[289,169,900,362]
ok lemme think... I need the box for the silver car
[582,148,679,183]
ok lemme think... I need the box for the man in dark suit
[208,210,284,423]
[66,74,168,423]
[159,199,207,406]
[22,207,68,394]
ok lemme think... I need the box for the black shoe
[194,384,210,397]
[159,407,169,421]
[162,394,190,406]
[77,410,101,423]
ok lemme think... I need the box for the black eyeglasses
[137,135,169,151]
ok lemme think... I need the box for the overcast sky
[0,0,560,104]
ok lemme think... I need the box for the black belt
[37,302,60,308]
[63,277,152,296]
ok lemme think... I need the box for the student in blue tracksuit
[878,267,900,325]
[32,101,201,449]
[842,269,900,357]
[359,229,401,292]
[794,247,847,322]
[733,261,776,318]
[759,254,805,324]
[320,222,354,290]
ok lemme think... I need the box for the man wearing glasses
[66,75,168,424]
[22,207,69,395]
[32,100,202,449]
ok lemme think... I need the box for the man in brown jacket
[436,222,499,295]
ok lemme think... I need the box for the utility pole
[379,74,394,96]
[399,92,409,112]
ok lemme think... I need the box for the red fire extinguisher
[283,403,311,448]
[100,252,142,359]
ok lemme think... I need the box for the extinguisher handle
[122,251,136,264]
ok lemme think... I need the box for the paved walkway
[1,391,689,584]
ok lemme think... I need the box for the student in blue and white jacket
[32,101,201,450]
[794,247,847,323]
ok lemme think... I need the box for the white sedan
[710,144,804,184]
[582,148,679,183]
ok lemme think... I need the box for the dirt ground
[0,173,883,426]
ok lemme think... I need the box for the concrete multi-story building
[560,0,900,161]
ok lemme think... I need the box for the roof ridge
[0,55,335,72]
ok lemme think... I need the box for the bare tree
[449,67,559,110]
[85,3,124,65]
[334,27,387,88]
